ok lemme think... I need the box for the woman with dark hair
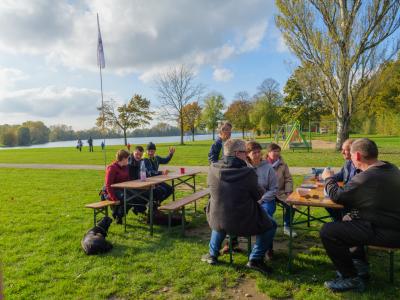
[104,149,141,224]
[266,143,296,237]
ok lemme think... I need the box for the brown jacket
[206,156,273,236]
[270,158,293,201]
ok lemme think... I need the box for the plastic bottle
[140,160,147,181]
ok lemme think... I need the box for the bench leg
[390,250,394,283]
[168,211,171,229]
[229,236,233,264]
[307,207,310,227]
[181,207,185,235]
[247,236,251,259]
[93,210,97,227]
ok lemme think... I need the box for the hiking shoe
[283,226,297,238]
[246,259,272,275]
[353,259,370,280]
[201,253,218,265]
[324,276,365,292]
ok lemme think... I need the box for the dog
[81,216,113,255]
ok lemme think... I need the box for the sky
[0,0,298,130]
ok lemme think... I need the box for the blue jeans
[260,201,278,251]
[209,227,275,261]
[279,200,295,227]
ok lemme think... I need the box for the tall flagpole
[97,13,107,169]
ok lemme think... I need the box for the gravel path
[0,163,340,175]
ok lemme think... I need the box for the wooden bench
[289,142,311,152]
[159,188,210,233]
[368,246,399,283]
[85,200,120,226]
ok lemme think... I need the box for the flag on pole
[97,13,105,69]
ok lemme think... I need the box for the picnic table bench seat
[368,245,399,283]
[85,200,120,226]
[159,188,210,232]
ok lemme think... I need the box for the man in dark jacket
[320,138,400,292]
[202,139,275,274]
[208,122,232,164]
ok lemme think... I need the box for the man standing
[202,139,275,274]
[208,122,232,164]
[320,138,400,292]
[88,136,94,152]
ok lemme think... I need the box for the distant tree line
[0,121,184,147]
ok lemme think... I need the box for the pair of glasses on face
[303,194,320,200]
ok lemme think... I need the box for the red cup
[180,167,185,174]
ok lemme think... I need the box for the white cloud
[0,67,29,90]
[239,21,268,53]
[0,0,274,75]
[213,67,234,82]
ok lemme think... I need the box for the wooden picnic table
[285,176,344,271]
[111,170,200,235]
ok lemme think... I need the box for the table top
[286,177,344,209]
[111,170,199,189]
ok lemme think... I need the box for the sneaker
[324,276,365,292]
[201,253,218,265]
[283,226,297,238]
[353,259,370,280]
[246,259,273,275]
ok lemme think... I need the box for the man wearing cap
[144,142,175,204]
[202,138,275,274]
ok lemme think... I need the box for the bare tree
[276,0,400,149]
[154,65,204,145]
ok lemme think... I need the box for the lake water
[0,132,245,150]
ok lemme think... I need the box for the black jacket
[206,156,273,236]
[325,161,400,229]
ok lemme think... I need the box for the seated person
[202,139,276,274]
[320,138,400,292]
[127,145,148,214]
[144,142,175,204]
[208,121,232,164]
[103,149,137,224]
[326,138,359,221]
[247,141,278,259]
[266,143,296,237]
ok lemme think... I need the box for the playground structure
[279,120,312,151]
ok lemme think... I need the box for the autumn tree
[282,67,330,127]
[202,93,225,140]
[97,94,152,145]
[276,0,400,149]
[22,121,50,144]
[155,65,204,145]
[250,78,282,137]
[225,100,252,138]
[181,101,202,141]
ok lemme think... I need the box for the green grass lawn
[1,170,399,299]
[0,135,399,167]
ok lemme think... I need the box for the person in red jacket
[104,149,134,224]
